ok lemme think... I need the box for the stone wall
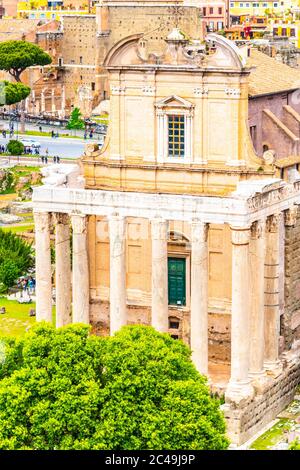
[89,299,231,363]
[283,207,300,350]
[224,348,300,445]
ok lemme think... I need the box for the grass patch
[0,298,55,338]
[16,130,83,140]
[250,419,292,450]
[1,224,34,234]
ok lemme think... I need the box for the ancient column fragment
[249,220,266,377]
[54,213,72,327]
[151,218,169,332]
[226,226,254,402]
[190,220,209,375]
[264,213,281,371]
[71,214,90,324]
[34,211,52,322]
[109,215,127,335]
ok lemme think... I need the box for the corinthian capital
[191,220,208,243]
[284,206,298,227]
[71,214,87,234]
[34,212,51,232]
[266,213,281,233]
[151,218,168,241]
[250,220,265,239]
[230,226,251,245]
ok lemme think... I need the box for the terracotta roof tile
[247,49,300,97]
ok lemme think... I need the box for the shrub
[0,324,229,450]
[6,140,24,156]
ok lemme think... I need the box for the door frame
[167,252,190,309]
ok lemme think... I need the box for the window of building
[245,2,250,6]
[156,95,193,162]
[282,27,287,35]
[230,2,234,6]
[91,82,95,91]
[168,115,185,158]
[171,335,179,340]
[273,2,278,6]
[58,57,63,67]
[217,21,224,30]
[169,319,180,329]
[209,7,213,13]
[203,7,206,15]
[290,28,296,37]
[239,3,244,7]
[218,7,222,14]
[262,2,268,6]
[79,56,83,64]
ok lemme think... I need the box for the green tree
[0,229,33,290]
[0,81,30,107]
[0,41,51,83]
[0,324,229,450]
[6,140,24,156]
[66,107,85,135]
[0,40,51,132]
[0,259,19,290]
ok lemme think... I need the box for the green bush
[0,324,229,450]
[6,140,24,156]
[0,229,33,289]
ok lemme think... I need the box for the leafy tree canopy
[66,107,85,131]
[0,228,33,289]
[0,324,229,450]
[0,81,31,106]
[0,41,52,82]
[6,140,24,156]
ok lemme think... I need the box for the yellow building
[230,0,295,22]
[33,31,300,445]
[272,20,300,47]
[17,0,92,20]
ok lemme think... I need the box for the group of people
[17,277,36,295]
[1,130,14,139]
[24,146,40,155]
[84,130,94,139]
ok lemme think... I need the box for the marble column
[151,218,169,332]
[54,213,71,327]
[264,214,281,370]
[109,215,126,335]
[34,211,52,322]
[249,220,266,377]
[226,226,253,402]
[190,220,209,375]
[71,214,89,324]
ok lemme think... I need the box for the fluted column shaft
[34,211,52,322]
[151,218,169,332]
[249,220,266,376]
[190,220,209,375]
[264,214,281,368]
[54,213,71,327]
[71,214,89,324]
[226,226,253,402]
[109,215,126,335]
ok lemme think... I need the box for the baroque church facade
[33,32,300,445]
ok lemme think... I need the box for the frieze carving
[34,212,50,232]
[266,213,281,233]
[110,85,126,95]
[250,220,265,239]
[193,87,209,97]
[151,218,168,240]
[225,88,241,98]
[191,220,209,242]
[230,226,251,245]
[284,205,298,227]
[71,214,87,234]
[247,181,300,211]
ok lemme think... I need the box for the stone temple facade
[33,32,300,445]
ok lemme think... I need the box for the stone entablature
[33,178,300,227]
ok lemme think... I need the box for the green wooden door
[168,257,186,306]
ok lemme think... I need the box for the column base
[264,360,283,378]
[225,380,254,405]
